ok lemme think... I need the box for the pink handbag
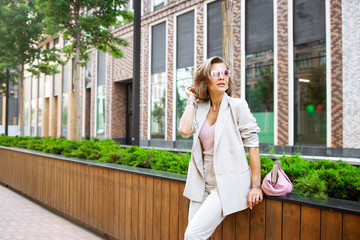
[261,162,293,196]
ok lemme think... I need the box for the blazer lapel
[193,100,210,178]
[214,94,230,152]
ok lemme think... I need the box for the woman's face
[207,63,230,96]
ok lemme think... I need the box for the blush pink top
[199,119,215,156]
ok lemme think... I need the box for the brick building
[20,0,360,157]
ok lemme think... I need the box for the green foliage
[35,0,134,64]
[0,0,62,88]
[0,135,359,202]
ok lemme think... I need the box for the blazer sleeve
[236,99,260,147]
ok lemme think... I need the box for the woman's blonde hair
[194,56,234,100]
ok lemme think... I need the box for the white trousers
[184,189,225,240]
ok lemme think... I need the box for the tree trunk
[73,0,82,141]
[222,0,234,72]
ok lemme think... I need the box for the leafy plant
[0,135,359,201]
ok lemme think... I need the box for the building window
[24,77,30,136]
[294,41,326,145]
[85,51,92,89]
[246,65,253,79]
[294,0,326,146]
[151,22,166,139]
[245,0,274,144]
[38,74,45,136]
[96,51,106,137]
[176,10,195,140]
[153,0,164,10]
[207,0,223,58]
[61,62,69,137]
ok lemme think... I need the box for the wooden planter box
[0,146,359,240]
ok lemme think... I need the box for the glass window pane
[38,98,42,136]
[31,99,36,136]
[96,85,106,137]
[176,67,194,140]
[85,51,92,89]
[150,72,166,139]
[61,94,67,137]
[294,41,326,145]
[245,50,274,144]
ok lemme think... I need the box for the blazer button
[229,148,234,153]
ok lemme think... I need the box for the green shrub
[0,135,359,201]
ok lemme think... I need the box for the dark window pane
[207,0,223,58]
[246,0,274,54]
[152,22,166,74]
[294,0,325,45]
[177,11,195,69]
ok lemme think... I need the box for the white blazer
[183,93,260,216]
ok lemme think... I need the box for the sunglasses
[210,69,231,78]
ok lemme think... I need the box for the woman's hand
[247,187,263,210]
[186,86,196,100]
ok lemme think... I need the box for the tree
[0,0,62,136]
[35,0,133,140]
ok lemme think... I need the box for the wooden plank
[138,175,146,240]
[65,160,71,216]
[211,222,223,239]
[131,173,139,240]
[169,181,180,240]
[118,171,126,240]
[100,167,109,236]
[320,210,342,240]
[92,166,100,229]
[98,168,109,234]
[223,213,236,240]
[343,213,360,240]
[113,170,120,240]
[125,172,132,240]
[250,201,266,240]
[300,206,320,240]
[153,178,162,240]
[161,180,170,240]
[236,208,250,240]
[86,165,95,227]
[145,176,154,240]
[106,169,115,238]
[69,162,76,219]
[283,202,300,240]
[265,199,282,240]
[178,183,188,240]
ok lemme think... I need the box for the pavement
[0,184,104,240]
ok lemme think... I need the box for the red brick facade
[330,0,343,147]
[276,0,289,145]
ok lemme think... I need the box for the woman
[179,56,263,239]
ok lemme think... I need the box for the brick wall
[342,0,360,149]
[112,36,134,82]
[166,16,174,141]
[330,0,343,148]
[276,0,289,145]
[195,3,204,68]
[111,83,127,140]
[141,26,150,140]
